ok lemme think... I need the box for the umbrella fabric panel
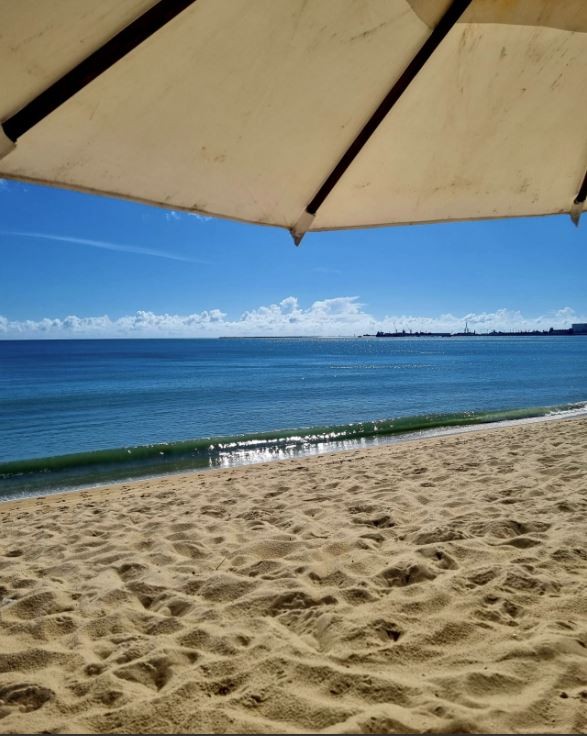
[312,19,587,230]
[1,0,586,233]
[0,0,156,122]
[0,0,433,228]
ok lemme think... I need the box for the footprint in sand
[418,546,459,570]
[352,513,395,529]
[0,683,54,716]
[114,656,172,691]
[377,562,437,588]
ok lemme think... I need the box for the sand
[0,417,586,734]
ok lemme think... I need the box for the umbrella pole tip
[291,210,315,246]
[570,199,583,227]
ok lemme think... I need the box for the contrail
[1,230,206,263]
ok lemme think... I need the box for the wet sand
[0,417,586,733]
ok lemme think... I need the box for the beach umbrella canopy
[1,0,586,243]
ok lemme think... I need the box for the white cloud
[0,230,206,263]
[0,298,585,339]
[377,307,587,334]
[164,209,212,222]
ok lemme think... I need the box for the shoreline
[0,416,585,733]
[2,403,586,504]
[1,412,584,512]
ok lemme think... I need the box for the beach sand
[0,417,586,733]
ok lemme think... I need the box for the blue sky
[1,178,586,337]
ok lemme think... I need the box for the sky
[1,178,586,338]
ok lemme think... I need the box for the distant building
[572,323,587,334]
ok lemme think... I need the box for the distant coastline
[2,328,587,341]
[366,323,587,338]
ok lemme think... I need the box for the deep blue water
[1,337,586,496]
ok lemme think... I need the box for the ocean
[1,337,586,499]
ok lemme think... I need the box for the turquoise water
[1,337,586,499]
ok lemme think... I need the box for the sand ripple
[0,419,586,733]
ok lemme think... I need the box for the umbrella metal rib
[575,169,587,207]
[1,0,198,144]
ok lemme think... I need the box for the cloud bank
[1,298,585,339]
